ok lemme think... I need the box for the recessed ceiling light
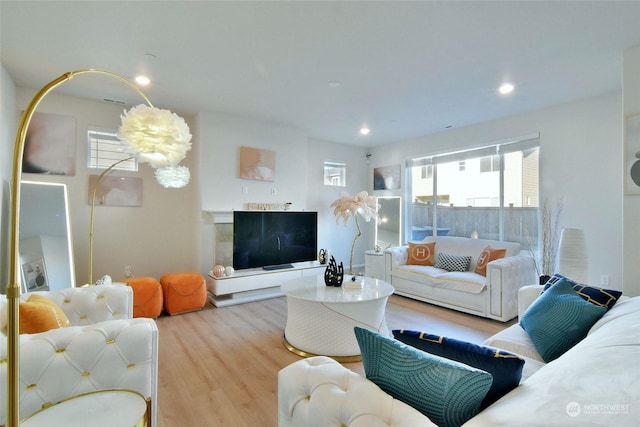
[135,75,151,85]
[328,80,341,88]
[499,82,515,95]
[360,127,370,135]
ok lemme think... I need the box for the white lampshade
[155,164,190,188]
[557,227,588,283]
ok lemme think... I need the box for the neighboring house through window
[406,134,540,254]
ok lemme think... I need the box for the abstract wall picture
[22,258,49,292]
[23,111,77,175]
[374,164,401,190]
[89,175,143,207]
[625,113,640,195]
[239,146,276,181]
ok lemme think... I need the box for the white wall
[199,111,309,211]
[623,45,640,297]
[306,138,369,272]
[0,64,17,288]
[373,93,624,290]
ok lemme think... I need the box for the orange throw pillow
[407,242,436,266]
[19,294,71,334]
[474,246,507,276]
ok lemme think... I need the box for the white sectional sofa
[385,236,537,321]
[278,286,640,426]
[0,285,159,426]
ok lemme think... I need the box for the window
[420,165,433,179]
[324,161,346,186]
[406,135,540,252]
[480,155,500,173]
[87,128,137,171]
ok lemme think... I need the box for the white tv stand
[206,261,326,307]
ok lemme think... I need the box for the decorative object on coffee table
[330,190,378,275]
[324,256,344,287]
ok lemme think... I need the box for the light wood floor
[155,295,515,427]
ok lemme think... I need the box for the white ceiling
[2,1,640,147]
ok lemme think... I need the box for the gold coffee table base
[282,335,362,363]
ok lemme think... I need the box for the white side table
[20,389,149,427]
[364,250,385,279]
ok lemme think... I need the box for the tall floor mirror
[375,196,402,249]
[18,181,76,292]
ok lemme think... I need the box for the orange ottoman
[160,272,207,315]
[121,277,163,318]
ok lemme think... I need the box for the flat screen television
[233,211,318,270]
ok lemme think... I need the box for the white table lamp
[557,227,588,283]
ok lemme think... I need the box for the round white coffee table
[281,275,394,362]
[20,389,149,427]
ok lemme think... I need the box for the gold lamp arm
[6,69,153,427]
[88,157,133,285]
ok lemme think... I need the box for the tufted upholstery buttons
[278,356,437,427]
[0,285,158,426]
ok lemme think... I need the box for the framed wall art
[23,111,77,175]
[374,164,401,190]
[239,146,276,181]
[22,258,49,292]
[625,113,640,195]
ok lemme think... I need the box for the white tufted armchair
[0,284,158,426]
[278,356,436,427]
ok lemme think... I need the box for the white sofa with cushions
[384,236,537,322]
[278,280,639,426]
[0,284,159,426]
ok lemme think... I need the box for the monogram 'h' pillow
[474,246,507,276]
[435,252,472,272]
[407,241,436,266]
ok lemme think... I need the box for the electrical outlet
[600,274,609,287]
[124,265,133,278]
[271,187,276,195]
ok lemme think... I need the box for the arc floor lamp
[5,69,192,426]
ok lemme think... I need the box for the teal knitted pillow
[354,327,493,427]
[520,277,607,362]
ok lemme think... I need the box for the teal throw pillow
[543,273,622,310]
[354,327,492,427]
[520,277,607,362]
[393,329,524,409]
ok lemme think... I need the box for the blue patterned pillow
[393,330,524,409]
[354,327,492,427]
[543,273,622,310]
[520,278,607,362]
[435,252,472,272]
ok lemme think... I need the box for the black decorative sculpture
[324,255,344,287]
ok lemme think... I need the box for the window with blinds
[87,128,137,171]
